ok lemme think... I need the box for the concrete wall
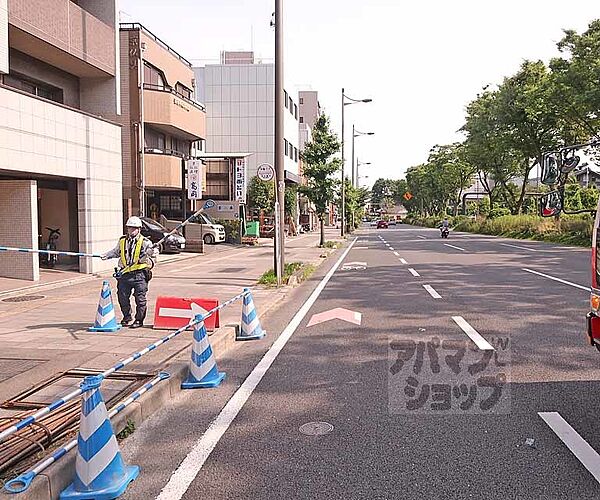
[0,86,122,274]
[0,180,38,280]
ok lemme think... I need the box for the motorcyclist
[439,218,450,235]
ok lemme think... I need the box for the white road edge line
[393,251,399,256]
[399,258,408,264]
[423,285,442,299]
[539,412,600,485]
[443,243,466,252]
[523,268,590,292]
[408,268,420,277]
[452,316,494,351]
[500,242,538,252]
[155,238,359,500]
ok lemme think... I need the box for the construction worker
[101,216,159,328]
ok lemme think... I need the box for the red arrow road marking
[307,307,362,327]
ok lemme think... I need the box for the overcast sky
[119,0,599,186]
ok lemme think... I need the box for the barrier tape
[3,372,170,494]
[0,246,103,258]
[0,289,250,443]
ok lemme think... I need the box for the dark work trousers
[116,270,148,322]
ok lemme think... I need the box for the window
[299,97,304,104]
[284,90,288,109]
[171,138,190,156]
[159,195,181,211]
[299,116,304,123]
[145,128,166,150]
[294,103,298,119]
[294,147,298,162]
[3,73,63,104]
[144,62,166,89]
[284,139,288,156]
[288,96,293,113]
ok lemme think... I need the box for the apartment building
[118,23,206,221]
[0,0,123,280]
[194,51,300,189]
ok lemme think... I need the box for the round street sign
[203,199,216,209]
[257,163,275,182]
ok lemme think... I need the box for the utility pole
[274,0,285,285]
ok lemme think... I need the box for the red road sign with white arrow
[307,308,362,327]
[153,296,220,331]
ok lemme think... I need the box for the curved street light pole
[341,90,372,236]
[352,129,374,188]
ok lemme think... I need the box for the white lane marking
[353,246,369,249]
[523,268,590,292]
[399,258,408,264]
[443,243,466,252]
[423,285,442,299]
[393,251,399,256]
[452,316,494,350]
[417,235,427,240]
[155,238,359,500]
[500,242,538,252]
[389,247,395,251]
[539,412,600,485]
[408,268,420,277]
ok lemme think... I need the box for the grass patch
[258,262,311,286]
[320,241,341,249]
[117,418,136,440]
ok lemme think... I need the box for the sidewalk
[0,227,343,405]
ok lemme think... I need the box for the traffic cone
[236,288,266,341]
[89,281,121,332]
[181,315,226,389]
[60,375,139,500]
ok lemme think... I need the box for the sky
[119,0,600,187]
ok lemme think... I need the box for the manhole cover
[218,267,245,273]
[299,421,334,436]
[2,295,45,303]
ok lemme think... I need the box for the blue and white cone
[181,315,226,389]
[89,281,121,332]
[236,289,266,341]
[60,375,139,500]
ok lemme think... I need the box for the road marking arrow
[159,302,208,319]
[307,308,362,327]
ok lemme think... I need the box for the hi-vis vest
[119,236,148,274]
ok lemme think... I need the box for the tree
[247,176,274,212]
[299,113,341,246]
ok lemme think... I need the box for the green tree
[247,176,275,212]
[299,113,341,246]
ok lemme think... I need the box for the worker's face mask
[126,227,140,239]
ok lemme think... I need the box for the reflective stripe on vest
[119,236,148,274]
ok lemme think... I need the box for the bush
[488,207,511,219]
[215,219,240,244]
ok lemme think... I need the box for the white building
[194,51,300,184]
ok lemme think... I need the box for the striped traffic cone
[89,281,121,332]
[60,375,139,499]
[236,288,266,341]
[181,315,226,389]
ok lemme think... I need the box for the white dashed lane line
[423,284,442,299]
[452,316,494,351]
[500,242,538,252]
[393,251,399,256]
[417,235,427,240]
[408,268,420,277]
[443,243,466,252]
[399,258,408,264]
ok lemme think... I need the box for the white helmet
[125,216,142,228]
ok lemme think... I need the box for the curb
[0,286,286,499]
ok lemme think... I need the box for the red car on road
[377,220,388,229]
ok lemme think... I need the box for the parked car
[195,213,226,244]
[388,219,397,226]
[377,220,389,229]
[370,220,379,227]
[140,217,185,253]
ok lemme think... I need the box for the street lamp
[356,159,371,189]
[341,88,372,237]
[351,127,374,188]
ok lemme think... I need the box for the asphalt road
[120,225,600,500]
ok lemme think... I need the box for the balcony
[8,0,115,77]
[144,151,183,190]
[143,85,206,141]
